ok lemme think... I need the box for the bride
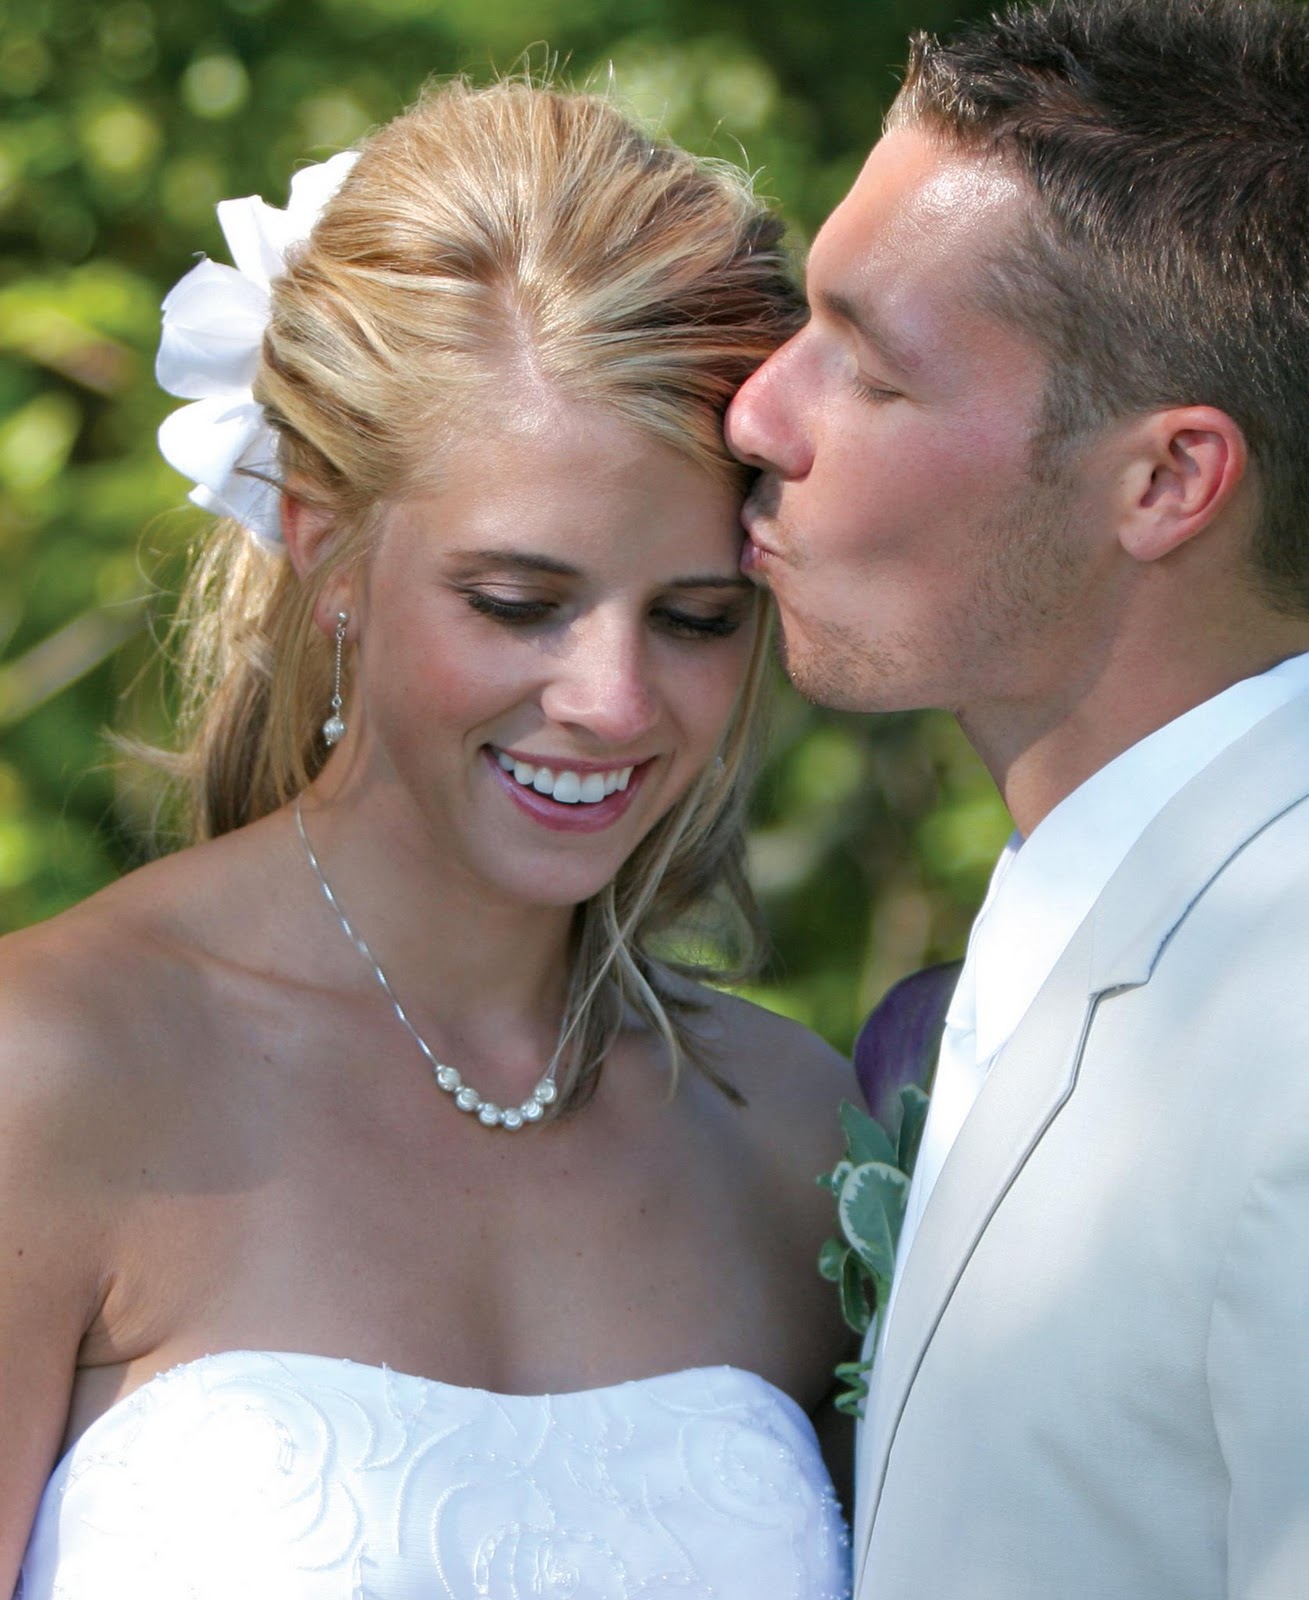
[0,79,853,1598]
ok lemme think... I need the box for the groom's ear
[280,481,355,635]
[1114,405,1249,564]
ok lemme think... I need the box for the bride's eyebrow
[448,551,751,590]
[449,550,581,577]
[666,575,755,592]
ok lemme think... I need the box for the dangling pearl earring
[322,611,348,746]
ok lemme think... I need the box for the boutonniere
[818,1087,928,1416]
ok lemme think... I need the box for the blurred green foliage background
[0,0,1012,1049]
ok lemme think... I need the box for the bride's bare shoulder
[0,864,208,1355]
[681,980,854,1176]
[0,826,282,1107]
[0,844,266,1531]
[0,869,186,1104]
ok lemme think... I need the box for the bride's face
[338,396,759,909]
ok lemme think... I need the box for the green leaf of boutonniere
[818,1087,927,1416]
[817,1236,847,1282]
[833,1358,872,1417]
[839,1160,909,1284]
[840,1099,898,1167]
[897,1084,929,1176]
[839,1246,874,1337]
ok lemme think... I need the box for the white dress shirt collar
[964,650,1309,1063]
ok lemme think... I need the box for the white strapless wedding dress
[17,1350,849,1599]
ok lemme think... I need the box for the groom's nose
[725,333,813,481]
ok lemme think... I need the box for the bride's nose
[539,615,660,746]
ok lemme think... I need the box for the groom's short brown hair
[890,0,1309,612]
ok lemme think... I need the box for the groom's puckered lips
[739,478,784,575]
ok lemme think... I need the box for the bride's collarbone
[116,1041,742,1259]
[82,971,802,1407]
[99,1086,779,1376]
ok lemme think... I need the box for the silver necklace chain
[294,797,559,1132]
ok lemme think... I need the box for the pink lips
[739,538,768,579]
[486,749,649,834]
[738,504,779,580]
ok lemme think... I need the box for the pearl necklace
[294,798,560,1131]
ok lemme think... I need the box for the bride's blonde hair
[166,78,803,1112]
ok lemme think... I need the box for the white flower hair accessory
[155,150,359,549]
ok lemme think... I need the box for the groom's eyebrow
[814,288,920,375]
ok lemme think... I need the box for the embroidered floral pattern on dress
[17,1350,850,1600]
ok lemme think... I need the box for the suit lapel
[851,929,1097,1577]
[852,691,1309,1588]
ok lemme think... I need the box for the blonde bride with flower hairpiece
[0,79,854,1599]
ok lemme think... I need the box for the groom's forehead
[804,130,1033,354]
[811,131,1027,287]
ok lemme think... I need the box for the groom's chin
[776,628,866,712]
[773,613,910,714]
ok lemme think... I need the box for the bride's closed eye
[462,590,554,624]
[650,603,748,641]
[460,587,749,642]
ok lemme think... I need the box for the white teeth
[552,771,582,804]
[495,750,637,805]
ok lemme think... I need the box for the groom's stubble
[758,458,1092,720]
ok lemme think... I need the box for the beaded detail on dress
[17,1349,850,1599]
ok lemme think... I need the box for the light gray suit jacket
[852,694,1309,1600]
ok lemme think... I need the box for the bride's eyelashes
[462,590,553,624]
[649,604,747,640]
[459,588,748,641]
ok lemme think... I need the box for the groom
[727,0,1309,1594]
